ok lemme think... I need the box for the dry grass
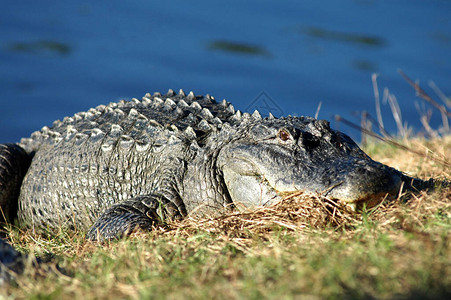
[165,134,450,241]
[1,136,449,299]
[1,74,450,298]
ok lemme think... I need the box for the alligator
[0,90,434,280]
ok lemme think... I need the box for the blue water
[1,0,450,142]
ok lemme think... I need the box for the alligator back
[17,90,236,231]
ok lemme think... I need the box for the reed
[2,74,450,299]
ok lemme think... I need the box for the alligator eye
[277,129,291,142]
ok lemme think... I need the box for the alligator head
[217,116,404,208]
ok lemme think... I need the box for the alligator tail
[0,143,31,223]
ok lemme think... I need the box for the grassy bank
[1,136,450,299]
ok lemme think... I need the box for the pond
[1,0,450,142]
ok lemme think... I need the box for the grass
[1,73,450,299]
[1,136,450,299]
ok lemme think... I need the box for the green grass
[1,138,450,299]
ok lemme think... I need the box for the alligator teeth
[201,108,214,120]
[179,89,186,96]
[167,89,176,97]
[153,92,162,97]
[268,112,275,120]
[220,99,228,107]
[187,91,196,101]
[252,110,262,120]
[131,98,140,105]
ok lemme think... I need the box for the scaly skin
[1,89,441,283]
[0,89,432,242]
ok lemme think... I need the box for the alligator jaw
[221,163,282,209]
[220,156,405,209]
[216,118,411,209]
[322,168,403,204]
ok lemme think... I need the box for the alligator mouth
[322,168,403,204]
[220,157,404,207]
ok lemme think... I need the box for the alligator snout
[322,161,403,203]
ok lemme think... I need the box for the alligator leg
[0,143,31,223]
[400,173,449,191]
[86,195,182,241]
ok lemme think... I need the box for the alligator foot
[86,195,181,241]
[401,174,450,193]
